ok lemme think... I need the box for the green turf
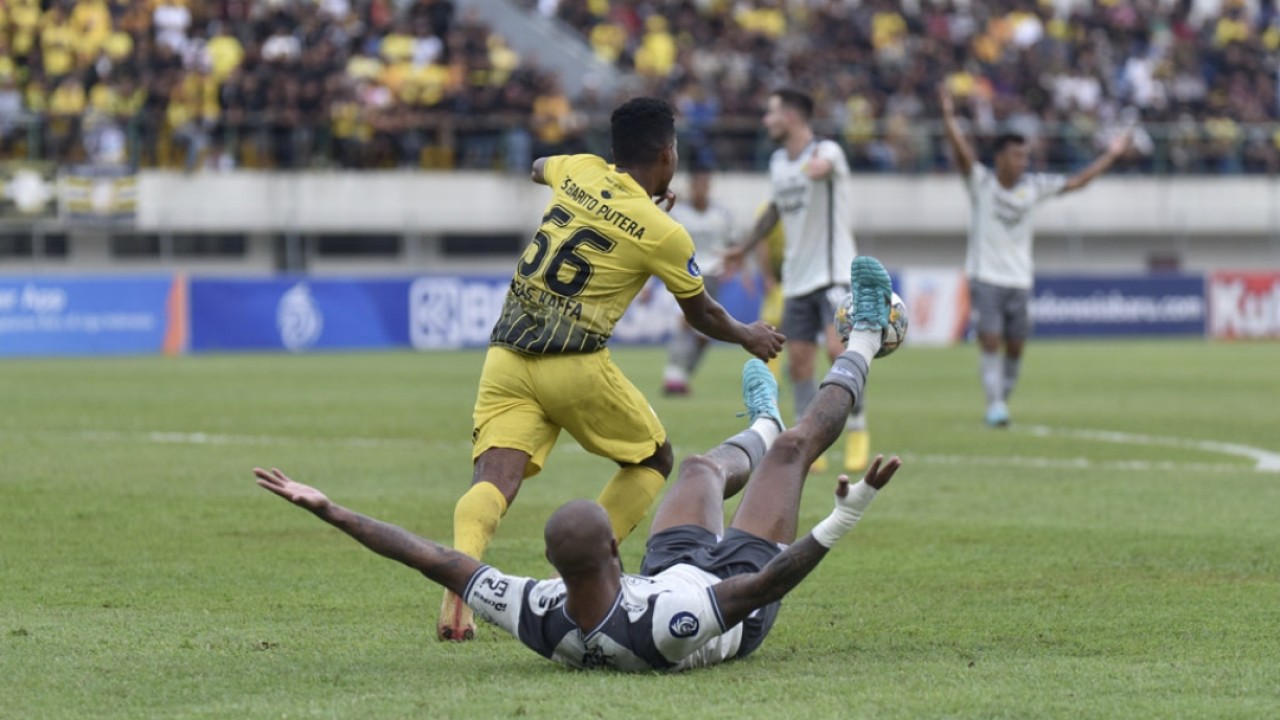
[2,341,1278,719]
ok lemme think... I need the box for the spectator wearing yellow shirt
[1214,6,1252,48]
[529,76,578,156]
[589,21,626,64]
[103,30,134,68]
[167,72,208,170]
[735,2,785,39]
[70,0,112,65]
[634,15,676,77]
[346,46,384,83]
[89,80,120,115]
[9,0,42,61]
[330,86,371,168]
[381,22,415,65]
[48,75,86,160]
[40,7,77,79]
[871,6,907,63]
[206,24,244,83]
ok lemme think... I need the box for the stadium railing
[5,114,1276,175]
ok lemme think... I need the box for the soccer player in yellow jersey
[439,98,785,641]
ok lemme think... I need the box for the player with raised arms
[439,98,785,641]
[938,84,1131,427]
[257,256,899,671]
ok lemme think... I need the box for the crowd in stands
[552,0,1280,173]
[0,0,568,169]
[2,0,1278,173]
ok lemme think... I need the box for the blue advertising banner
[1030,275,1206,337]
[189,278,411,352]
[0,275,178,356]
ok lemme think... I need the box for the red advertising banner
[1208,271,1280,339]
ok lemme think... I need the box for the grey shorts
[641,526,782,659]
[781,285,849,342]
[970,279,1031,340]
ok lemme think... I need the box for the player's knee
[640,440,675,477]
[677,453,720,483]
[770,429,808,465]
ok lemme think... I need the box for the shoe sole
[849,257,892,327]
[743,360,783,427]
[438,591,476,642]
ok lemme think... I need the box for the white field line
[1015,424,1280,473]
[898,452,1251,475]
[6,426,1276,475]
[44,429,432,451]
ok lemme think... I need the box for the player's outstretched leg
[647,359,784,538]
[730,256,893,544]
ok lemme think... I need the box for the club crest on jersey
[687,254,701,278]
[669,612,700,638]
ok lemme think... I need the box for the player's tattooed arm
[711,456,899,630]
[254,467,481,596]
[323,506,481,596]
[711,536,830,629]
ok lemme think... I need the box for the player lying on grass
[256,258,900,671]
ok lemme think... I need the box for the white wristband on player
[810,480,878,548]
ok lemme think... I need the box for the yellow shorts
[472,346,666,478]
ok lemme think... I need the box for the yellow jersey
[491,154,705,354]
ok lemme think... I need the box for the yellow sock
[451,481,509,560]
[596,465,666,543]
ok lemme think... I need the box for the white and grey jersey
[463,563,743,672]
[769,139,857,298]
[669,201,734,277]
[964,163,1067,290]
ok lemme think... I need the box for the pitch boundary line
[898,452,1251,475]
[8,426,1276,475]
[1014,424,1280,473]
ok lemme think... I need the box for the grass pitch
[1,341,1278,719]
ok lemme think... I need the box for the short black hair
[993,133,1027,154]
[771,88,814,120]
[611,97,676,166]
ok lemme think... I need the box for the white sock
[751,417,782,447]
[845,330,882,366]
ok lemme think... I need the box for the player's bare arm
[254,467,481,596]
[676,291,785,360]
[712,456,902,628]
[938,84,976,176]
[804,156,834,180]
[1062,129,1133,193]
[530,157,550,185]
[724,202,780,268]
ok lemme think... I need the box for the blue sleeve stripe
[707,587,727,632]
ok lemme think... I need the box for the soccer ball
[834,290,909,358]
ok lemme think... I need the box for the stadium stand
[1,0,1276,172]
